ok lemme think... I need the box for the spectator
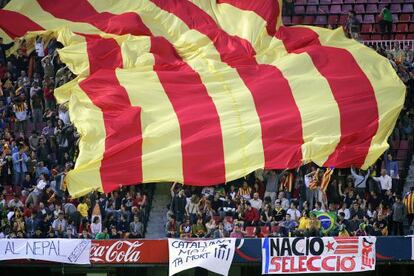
[249,192,262,211]
[95,227,109,239]
[379,5,393,39]
[384,153,400,194]
[77,197,89,219]
[243,202,260,226]
[52,211,67,237]
[0,37,14,66]
[392,196,405,236]
[191,217,206,238]
[166,215,178,238]
[287,202,301,222]
[229,224,244,238]
[129,215,143,238]
[213,222,228,238]
[373,169,392,196]
[12,145,29,186]
[91,216,102,238]
[179,218,191,238]
[171,188,186,223]
[345,11,360,39]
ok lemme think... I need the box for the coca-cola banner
[90,240,168,264]
[0,239,91,264]
[262,237,376,274]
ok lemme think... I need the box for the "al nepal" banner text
[262,237,376,274]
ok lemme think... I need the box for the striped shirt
[403,192,414,215]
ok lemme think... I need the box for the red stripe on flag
[80,36,142,192]
[37,0,151,36]
[278,26,379,168]
[150,36,226,185]
[217,0,280,35]
[335,250,359,254]
[0,10,44,39]
[151,0,304,169]
[336,245,359,249]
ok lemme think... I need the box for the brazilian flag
[312,211,337,234]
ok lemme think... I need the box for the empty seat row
[294,0,414,5]
[293,4,414,15]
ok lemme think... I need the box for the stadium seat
[391,4,402,13]
[344,0,355,3]
[306,5,318,14]
[331,0,343,3]
[395,34,406,40]
[315,15,328,25]
[364,15,375,23]
[397,23,409,33]
[308,0,319,4]
[261,226,270,237]
[403,4,414,13]
[304,16,315,25]
[355,4,365,14]
[295,0,306,5]
[410,24,414,32]
[283,16,292,25]
[292,16,304,25]
[371,34,382,40]
[330,5,342,14]
[393,14,399,23]
[245,226,255,237]
[328,15,339,25]
[360,34,370,40]
[319,5,329,14]
[342,5,353,14]
[367,0,377,3]
[408,34,414,40]
[356,0,367,3]
[295,6,305,15]
[361,24,373,33]
[391,140,400,150]
[270,225,280,234]
[320,0,332,4]
[366,4,378,14]
[399,14,411,22]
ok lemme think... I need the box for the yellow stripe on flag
[115,36,184,182]
[55,79,106,197]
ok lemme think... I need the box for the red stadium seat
[261,226,270,237]
[360,34,370,40]
[395,34,406,40]
[361,24,373,33]
[271,225,280,234]
[245,226,255,237]
[304,16,315,25]
[328,15,339,25]
[339,15,348,25]
[292,16,304,25]
[409,23,414,32]
[391,140,400,150]
[407,34,414,40]
[397,24,409,33]
[371,34,382,40]
[399,14,411,22]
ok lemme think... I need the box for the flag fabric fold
[0,0,405,197]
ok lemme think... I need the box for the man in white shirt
[351,166,370,198]
[277,191,290,210]
[249,192,263,211]
[373,169,392,195]
[286,202,301,221]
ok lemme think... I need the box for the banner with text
[168,238,235,276]
[262,237,376,274]
[90,240,168,264]
[0,239,91,264]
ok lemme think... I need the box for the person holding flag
[403,186,414,234]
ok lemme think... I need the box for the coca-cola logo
[90,240,143,263]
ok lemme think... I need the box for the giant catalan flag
[0,0,405,197]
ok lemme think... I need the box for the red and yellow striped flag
[0,0,405,197]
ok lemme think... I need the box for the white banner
[262,237,376,274]
[0,239,91,264]
[168,238,235,276]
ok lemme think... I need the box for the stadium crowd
[0,36,152,239]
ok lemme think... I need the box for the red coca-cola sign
[90,240,168,264]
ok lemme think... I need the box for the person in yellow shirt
[297,210,311,235]
[77,197,89,219]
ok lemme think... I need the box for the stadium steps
[145,183,172,238]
